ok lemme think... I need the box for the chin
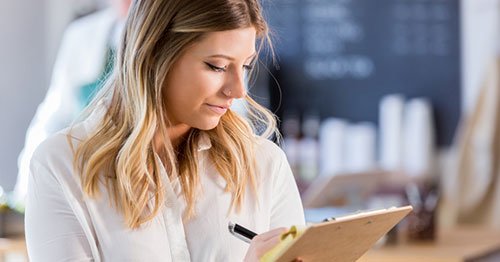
[194,118,221,130]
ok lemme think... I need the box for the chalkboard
[263,0,461,146]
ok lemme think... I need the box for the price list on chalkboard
[263,0,460,146]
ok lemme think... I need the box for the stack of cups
[379,94,436,177]
[402,98,435,177]
[319,118,347,176]
[379,94,405,171]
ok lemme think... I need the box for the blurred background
[1,0,500,261]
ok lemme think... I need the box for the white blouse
[25,113,305,262]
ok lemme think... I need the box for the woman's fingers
[254,227,287,242]
[244,227,289,262]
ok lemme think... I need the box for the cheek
[164,74,214,112]
[176,77,207,105]
[179,74,224,102]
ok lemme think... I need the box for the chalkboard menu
[263,0,460,146]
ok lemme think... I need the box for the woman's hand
[243,227,287,262]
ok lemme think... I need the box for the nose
[223,68,247,99]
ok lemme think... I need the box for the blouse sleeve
[269,147,306,228]
[25,158,94,262]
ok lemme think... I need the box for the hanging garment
[448,58,500,228]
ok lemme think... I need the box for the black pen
[228,221,257,243]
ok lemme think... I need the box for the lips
[206,103,230,114]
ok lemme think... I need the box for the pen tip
[228,221,235,232]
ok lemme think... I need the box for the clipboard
[269,205,413,262]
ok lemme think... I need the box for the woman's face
[163,27,257,132]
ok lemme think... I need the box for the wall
[0,0,47,190]
[0,0,103,190]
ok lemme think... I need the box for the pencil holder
[406,206,436,241]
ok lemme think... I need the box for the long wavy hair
[71,0,278,229]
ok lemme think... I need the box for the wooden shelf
[0,237,27,262]
[358,227,500,262]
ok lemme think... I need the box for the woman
[25,0,305,261]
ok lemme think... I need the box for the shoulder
[30,121,90,177]
[253,137,289,175]
[254,137,287,160]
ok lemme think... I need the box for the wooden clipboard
[275,206,413,262]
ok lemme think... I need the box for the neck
[153,124,191,155]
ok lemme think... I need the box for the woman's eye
[205,62,226,72]
[243,64,253,71]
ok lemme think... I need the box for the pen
[228,221,257,243]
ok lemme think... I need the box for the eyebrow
[207,53,257,62]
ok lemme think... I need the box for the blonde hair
[72,0,278,229]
